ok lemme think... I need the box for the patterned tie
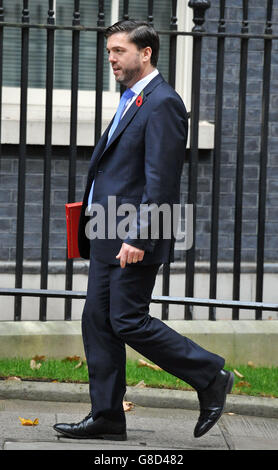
[88,88,135,209]
[107,88,135,144]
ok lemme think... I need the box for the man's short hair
[105,20,160,67]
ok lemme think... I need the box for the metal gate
[0,0,277,320]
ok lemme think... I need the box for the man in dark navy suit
[54,20,234,441]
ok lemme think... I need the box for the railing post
[255,0,273,320]
[161,0,178,321]
[39,0,55,321]
[168,0,177,88]
[232,0,249,320]
[94,0,105,145]
[147,0,154,26]
[209,0,226,321]
[64,0,80,320]
[185,0,210,320]
[123,0,129,21]
[188,0,210,32]
[14,0,30,321]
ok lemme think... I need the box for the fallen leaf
[19,417,39,426]
[123,401,134,412]
[233,369,244,379]
[32,355,46,362]
[74,361,83,369]
[5,376,21,382]
[137,359,162,371]
[30,359,42,370]
[64,356,81,362]
[134,380,146,388]
[235,381,251,388]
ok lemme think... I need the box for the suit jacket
[78,73,188,265]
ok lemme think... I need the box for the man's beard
[116,64,141,86]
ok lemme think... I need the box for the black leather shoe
[53,411,127,441]
[194,369,234,438]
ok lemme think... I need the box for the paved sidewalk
[0,381,278,451]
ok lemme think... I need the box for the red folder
[65,202,82,259]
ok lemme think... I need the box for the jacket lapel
[94,73,165,165]
[88,120,113,172]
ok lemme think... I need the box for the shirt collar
[130,69,159,96]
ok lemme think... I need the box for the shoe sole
[53,426,127,441]
[194,371,234,438]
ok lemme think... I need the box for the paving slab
[0,399,227,451]
[219,414,278,450]
[1,398,278,451]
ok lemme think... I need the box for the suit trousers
[82,254,225,422]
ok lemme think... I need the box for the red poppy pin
[136,91,144,108]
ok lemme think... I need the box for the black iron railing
[0,0,277,321]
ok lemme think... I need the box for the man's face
[106,32,147,88]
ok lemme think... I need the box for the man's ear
[142,46,152,62]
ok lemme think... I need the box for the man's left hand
[116,243,145,268]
